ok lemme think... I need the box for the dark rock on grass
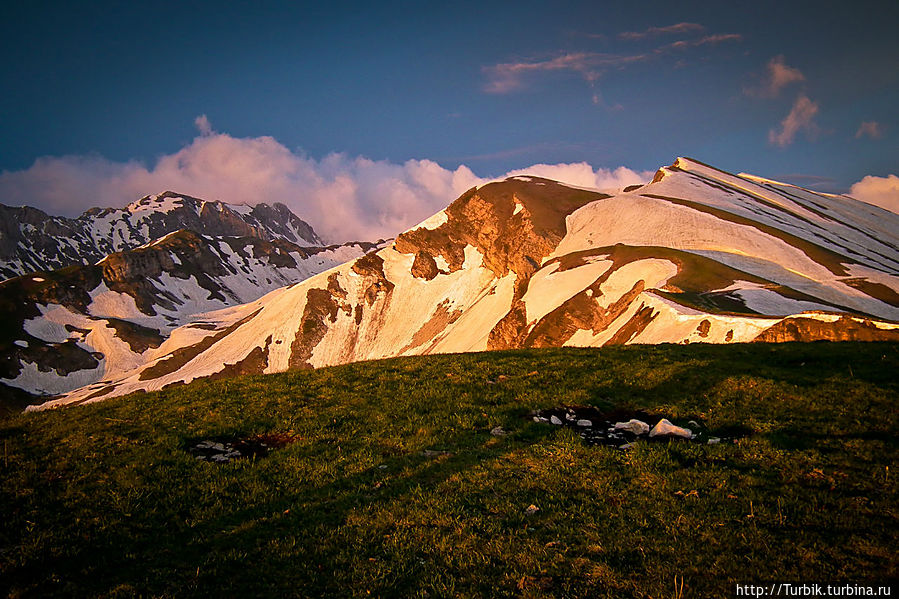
[188,431,300,463]
[531,405,742,448]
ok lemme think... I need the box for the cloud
[849,174,899,213]
[618,23,705,41]
[768,95,819,147]
[0,127,651,243]
[483,29,741,96]
[194,114,214,136]
[482,52,645,94]
[0,133,481,243]
[745,55,804,98]
[855,121,884,139]
[658,33,743,52]
[500,163,653,191]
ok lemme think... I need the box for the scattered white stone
[707,437,721,445]
[533,416,548,423]
[619,443,635,450]
[490,426,508,436]
[576,419,592,427]
[14,340,28,348]
[525,504,540,516]
[614,419,651,435]
[565,413,576,421]
[550,415,563,425]
[649,419,692,439]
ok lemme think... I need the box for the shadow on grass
[3,410,556,598]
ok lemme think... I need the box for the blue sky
[1,0,897,238]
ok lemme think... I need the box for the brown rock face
[606,303,659,345]
[411,251,440,280]
[396,178,608,350]
[351,253,395,307]
[697,320,711,338]
[395,179,607,285]
[753,316,899,342]
[104,318,165,353]
[209,335,273,380]
[509,279,647,350]
[289,288,344,370]
[401,300,463,353]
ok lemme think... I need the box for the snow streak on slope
[33,158,899,409]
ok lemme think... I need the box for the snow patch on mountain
[25,157,899,409]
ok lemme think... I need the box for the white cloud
[500,162,653,191]
[768,95,819,147]
[855,121,884,139]
[849,174,899,214]
[0,127,651,243]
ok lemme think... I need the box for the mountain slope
[35,158,899,408]
[1,231,379,401]
[0,191,321,279]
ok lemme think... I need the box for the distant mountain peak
[0,192,322,279]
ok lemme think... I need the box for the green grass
[2,343,898,597]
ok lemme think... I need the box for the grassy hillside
[2,343,898,597]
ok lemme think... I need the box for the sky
[1,0,897,241]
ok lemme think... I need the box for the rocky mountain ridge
[0,226,380,406]
[0,191,321,279]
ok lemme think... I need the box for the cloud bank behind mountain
[0,127,654,243]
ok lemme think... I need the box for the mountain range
[0,191,322,279]
[12,157,896,411]
[0,193,380,410]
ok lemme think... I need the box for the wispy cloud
[483,52,646,94]
[659,33,743,52]
[618,22,704,41]
[194,114,214,136]
[483,24,741,98]
[768,95,819,147]
[745,55,804,98]
[855,121,884,139]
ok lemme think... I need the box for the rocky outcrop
[752,316,899,342]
